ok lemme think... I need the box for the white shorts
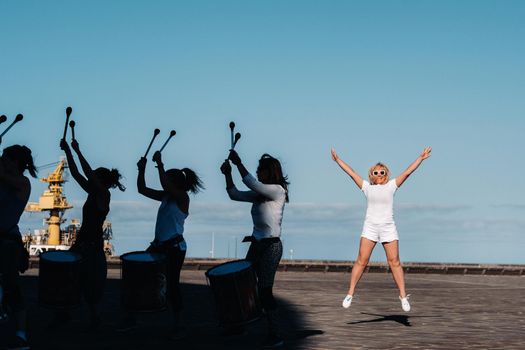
[361,222,399,243]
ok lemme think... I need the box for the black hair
[2,145,37,178]
[258,154,289,202]
[165,168,204,194]
[94,167,126,191]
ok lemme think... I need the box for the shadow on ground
[347,312,442,327]
[1,275,322,349]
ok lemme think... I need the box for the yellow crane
[25,159,73,245]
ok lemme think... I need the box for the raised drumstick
[144,128,161,158]
[69,120,76,140]
[0,114,24,138]
[229,121,235,149]
[62,106,72,140]
[232,132,241,149]
[159,130,176,152]
[0,115,6,125]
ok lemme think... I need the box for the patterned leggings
[245,238,283,311]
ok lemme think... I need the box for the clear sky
[2,0,524,263]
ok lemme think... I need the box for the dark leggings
[70,241,107,305]
[245,239,283,311]
[0,239,24,312]
[147,243,186,312]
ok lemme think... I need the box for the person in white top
[220,150,288,348]
[123,150,203,338]
[331,147,432,312]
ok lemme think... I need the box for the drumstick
[62,106,72,140]
[229,122,235,149]
[159,130,176,152]
[69,120,76,140]
[0,114,24,138]
[232,132,241,149]
[0,115,6,125]
[144,128,161,157]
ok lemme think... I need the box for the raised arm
[137,157,163,201]
[70,139,105,191]
[60,139,89,192]
[227,150,285,200]
[221,159,259,202]
[152,151,186,201]
[331,148,364,189]
[396,147,432,188]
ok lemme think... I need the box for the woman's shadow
[347,312,441,327]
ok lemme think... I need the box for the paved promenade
[2,269,524,349]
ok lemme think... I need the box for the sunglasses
[372,170,386,176]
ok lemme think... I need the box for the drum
[206,260,261,326]
[38,251,82,310]
[120,251,167,312]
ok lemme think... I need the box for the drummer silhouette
[220,150,289,348]
[0,145,37,348]
[60,139,125,330]
[118,150,203,338]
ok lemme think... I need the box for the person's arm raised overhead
[221,158,258,202]
[228,150,283,200]
[60,139,89,193]
[71,139,105,191]
[152,151,186,201]
[331,148,364,189]
[137,157,163,201]
[396,147,432,188]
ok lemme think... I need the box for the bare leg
[347,237,376,296]
[382,240,406,297]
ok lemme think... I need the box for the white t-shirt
[154,196,188,250]
[361,179,398,225]
[227,173,286,241]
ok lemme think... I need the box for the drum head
[207,260,252,276]
[40,251,81,263]
[120,251,166,262]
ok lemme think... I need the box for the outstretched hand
[220,160,232,174]
[228,150,242,166]
[331,148,339,162]
[420,147,432,160]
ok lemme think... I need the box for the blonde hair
[368,162,390,184]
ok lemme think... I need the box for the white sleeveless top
[154,196,188,248]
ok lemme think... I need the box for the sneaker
[263,334,284,348]
[399,295,411,312]
[342,294,353,308]
[7,335,30,350]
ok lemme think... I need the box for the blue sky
[2,1,524,263]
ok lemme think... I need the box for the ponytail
[181,168,204,194]
[110,168,126,192]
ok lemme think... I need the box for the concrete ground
[1,269,524,349]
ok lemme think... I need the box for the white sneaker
[399,295,411,312]
[342,295,353,308]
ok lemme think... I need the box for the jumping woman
[220,150,289,348]
[0,145,37,349]
[60,139,125,329]
[331,147,431,312]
